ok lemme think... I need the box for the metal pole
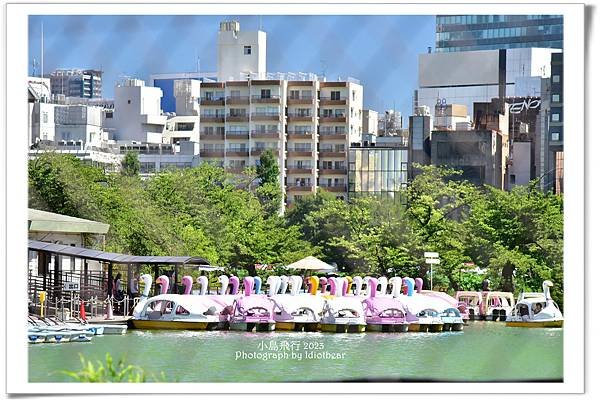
[430,263,433,290]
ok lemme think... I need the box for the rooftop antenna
[320,59,327,79]
[32,58,38,77]
[40,21,44,77]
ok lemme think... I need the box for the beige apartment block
[197,78,363,206]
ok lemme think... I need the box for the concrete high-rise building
[47,69,103,99]
[106,78,167,144]
[408,106,432,179]
[197,77,363,206]
[217,20,267,82]
[435,15,563,53]
[417,47,559,119]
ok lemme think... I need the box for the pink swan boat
[362,278,411,332]
[229,276,275,332]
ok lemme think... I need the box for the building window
[331,91,341,101]
[552,113,560,122]
[552,75,560,83]
[42,112,48,124]
[551,132,560,141]
[243,46,252,55]
[552,94,560,103]
[510,175,516,185]
[127,100,131,104]
[261,89,271,99]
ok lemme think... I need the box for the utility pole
[40,21,44,78]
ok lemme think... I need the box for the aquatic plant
[62,353,166,383]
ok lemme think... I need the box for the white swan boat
[455,291,484,320]
[130,294,227,330]
[506,281,563,328]
[268,276,324,331]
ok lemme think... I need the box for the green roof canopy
[28,209,110,234]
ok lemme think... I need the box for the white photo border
[4,0,585,394]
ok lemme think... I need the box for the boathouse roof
[28,240,210,266]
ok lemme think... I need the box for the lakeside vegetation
[28,151,564,307]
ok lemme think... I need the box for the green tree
[121,151,140,176]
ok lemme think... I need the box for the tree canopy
[29,153,564,307]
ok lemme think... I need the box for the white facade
[508,141,532,188]
[217,21,267,81]
[54,105,106,147]
[110,79,167,143]
[29,102,56,143]
[417,47,560,117]
[362,109,378,135]
[163,115,200,144]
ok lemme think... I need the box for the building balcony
[287,96,314,105]
[251,95,281,103]
[319,168,347,175]
[287,167,314,174]
[319,150,346,157]
[286,185,313,192]
[226,131,250,139]
[252,112,281,121]
[320,184,347,192]
[287,131,314,139]
[251,148,280,156]
[226,150,249,157]
[226,96,250,104]
[227,115,249,122]
[319,96,347,106]
[199,133,225,140]
[251,130,280,139]
[287,150,313,157]
[200,98,225,106]
[318,132,347,140]
[287,114,314,122]
[319,115,346,123]
[201,116,225,123]
[199,150,225,157]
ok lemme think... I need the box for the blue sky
[28,15,436,124]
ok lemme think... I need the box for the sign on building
[63,282,80,292]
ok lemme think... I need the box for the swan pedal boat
[320,297,367,333]
[455,291,483,321]
[481,291,515,321]
[130,294,228,330]
[506,281,563,328]
[363,296,410,333]
[229,295,276,332]
[270,294,324,332]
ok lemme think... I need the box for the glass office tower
[435,15,563,52]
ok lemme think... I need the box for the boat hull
[229,321,275,332]
[442,322,465,331]
[130,319,220,330]
[275,321,319,332]
[366,323,409,333]
[320,323,366,333]
[506,320,563,328]
[100,325,128,335]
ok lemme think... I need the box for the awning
[28,209,110,234]
[28,240,210,265]
[284,256,335,271]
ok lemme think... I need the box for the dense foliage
[29,154,564,306]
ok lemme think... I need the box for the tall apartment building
[362,109,378,136]
[435,15,563,52]
[47,69,103,99]
[197,78,363,205]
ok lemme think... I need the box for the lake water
[28,321,562,382]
